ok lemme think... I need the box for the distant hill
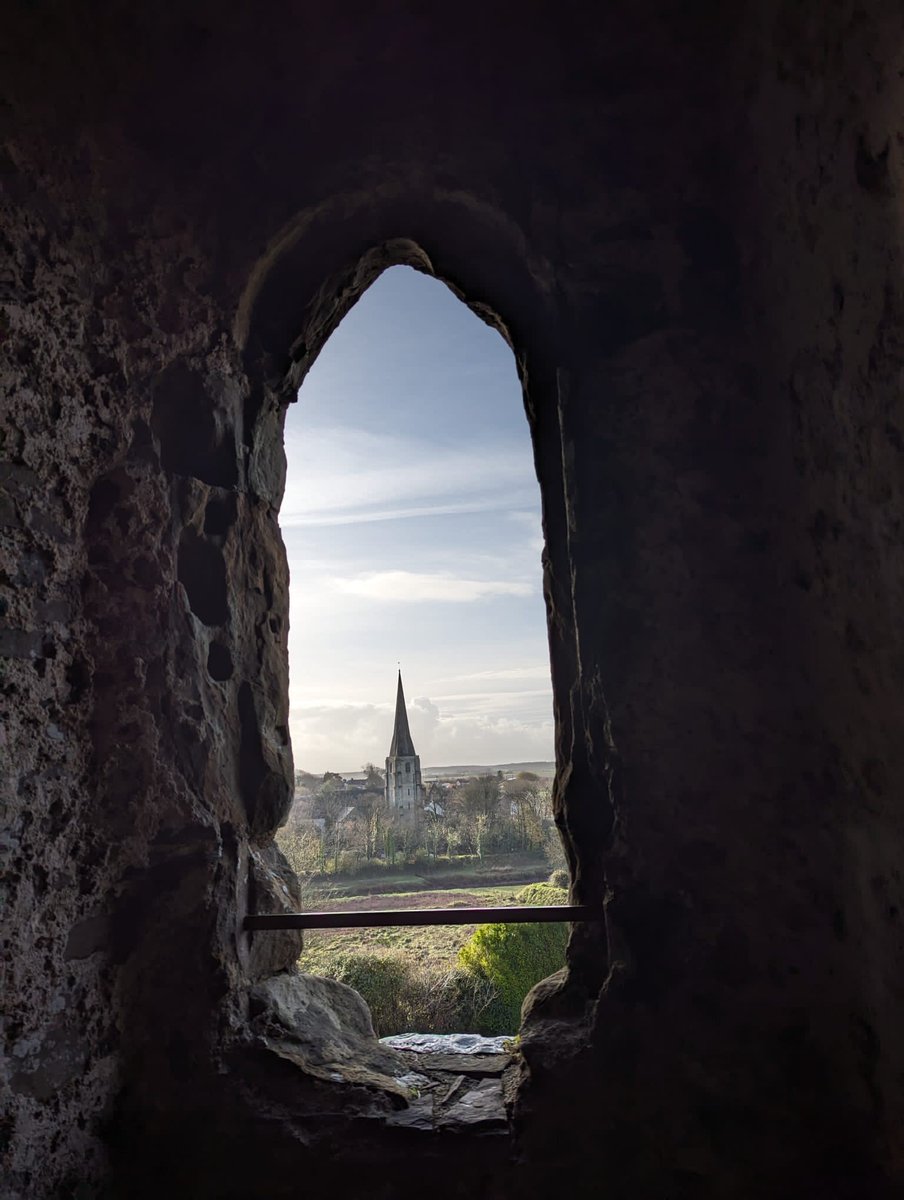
[421,761,555,779]
[302,761,556,781]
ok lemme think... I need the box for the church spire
[386,670,423,821]
[389,670,416,757]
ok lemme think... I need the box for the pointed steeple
[389,670,416,757]
[385,671,423,821]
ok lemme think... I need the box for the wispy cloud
[281,268,552,772]
[441,665,550,683]
[285,500,495,528]
[280,428,537,528]
[333,571,533,603]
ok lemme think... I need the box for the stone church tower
[385,671,423,820]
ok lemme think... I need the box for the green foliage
[547,868,570,890]
[314,950,501,1037]
[515,881,567,906]
[298,878,570,1038]
[443,967,507,1034]
[329,953,414,1035]
[457,883,568,1030]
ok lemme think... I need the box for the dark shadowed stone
[151,362,239,487]
[436,1077,507,1132]
[384,1096,435,1131]
[392,1052,510,1076]
[9,1018,89,1102]
[177,528,229,626]
[4,4,904,1195]
[263,1040,412,1104]
[63,913,110,960]
[237,681,292,833]
[0,627,42,658]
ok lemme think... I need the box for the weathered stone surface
[263,1039,413,1105]
[381,1032,512,1055]
[245,972,445,1116]
[436,1078,507,1132]
[393,1052,510,1077]
[245,844,304,980]
[384,1096,436,1132]
[250,970,407,1078]
[3,2,904,1198]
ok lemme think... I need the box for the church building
[385,671,423,820]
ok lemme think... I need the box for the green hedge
[318,950,501,1037]
[307,882,569,1037]
[456,883,568,1031]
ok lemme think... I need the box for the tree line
[279,766,562,876]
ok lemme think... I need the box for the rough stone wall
[2,2,903,1197]
[1,121,301,1196]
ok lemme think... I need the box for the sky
[281,266,554,774]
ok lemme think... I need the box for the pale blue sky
[281,266,554,773]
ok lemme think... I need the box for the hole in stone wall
[151,362,239,487]
[204,493,238,540]
[177,528,228,626]
[207,642,233,681]
[277,264,562,1045]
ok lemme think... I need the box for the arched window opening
[274,265,568,1042]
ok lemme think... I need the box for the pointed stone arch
[236,190,617,1014]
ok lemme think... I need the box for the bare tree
[355,788,386,859]
[506,775,551,852]
[460,774,502,821]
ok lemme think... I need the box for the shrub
[329,952,414,1034]
[302,883,569,1038]
[543,822,568,874]
[314,950,504,1037]
[336,850,362,875]
[516,881,568,906]
[442,967,506,1035]
[547,868,570,890]
[457,882,568,1032]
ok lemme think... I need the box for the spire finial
[389,667,416,757]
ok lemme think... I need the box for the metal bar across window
[245,905,601,931]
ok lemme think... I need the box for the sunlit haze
[281,266,554,774]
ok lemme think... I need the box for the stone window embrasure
[235,223,607,1137]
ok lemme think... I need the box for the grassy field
[299,883,527,974]
[304,857,549,899]
[297,877,569,1036]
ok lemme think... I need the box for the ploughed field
[298,884,528,974]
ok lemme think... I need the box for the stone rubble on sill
[380,1032,513,1054]
[378,1034,517,1131]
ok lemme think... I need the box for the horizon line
[295,758,556,778]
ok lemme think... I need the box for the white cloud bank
[333,571,533,603]
[289,691,554,774]
[279,272,551,772]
